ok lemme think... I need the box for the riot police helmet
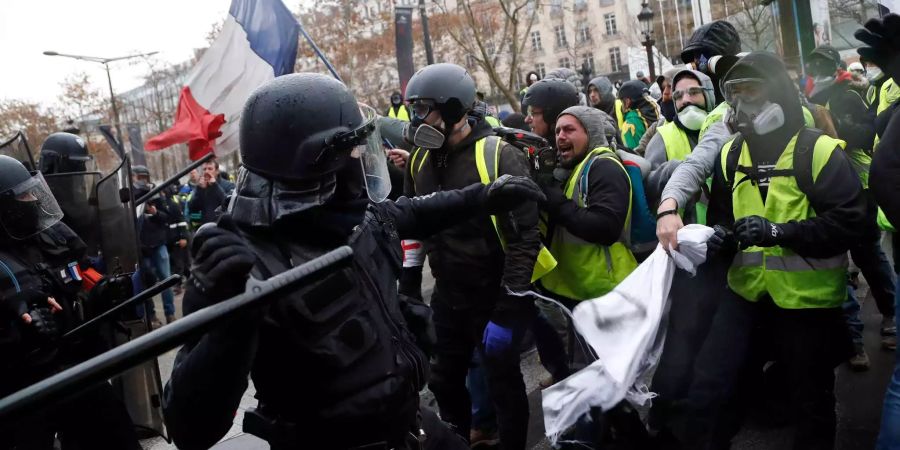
[0,155,63,240]
[523,79,580,129]
[39,132,92,174]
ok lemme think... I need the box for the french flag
[146,0,300,160]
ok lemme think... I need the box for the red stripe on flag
[145,86,226,161]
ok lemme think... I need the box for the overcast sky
[0,0,235,107]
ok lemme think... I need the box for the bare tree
[430,0,540,112]
[731,0,775,51]
[0,100,61,147]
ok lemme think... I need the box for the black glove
[190,214,256,301]
[25,307,60,344]
[484,174,547,214]
[534,146,559,187]
[855,14,900,83]
[1,290,48,322]
[706,225,737,259]
[398,294,436,356]
[734,216,785,249]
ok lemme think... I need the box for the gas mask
[405,99,448,149]
[677,105,708,131]
[723,78,785,136]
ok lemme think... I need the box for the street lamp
[43,50,158,148]
[637,1,656,79]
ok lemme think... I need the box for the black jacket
[809,78,875,152]
[163,184,506,450]
[402,119,541,317]
[871,102,900,225]
[542,157,631,246]
[188,176,235,226]
[138,195,174,251]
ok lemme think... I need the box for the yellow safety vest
[408,137,557,283]
[388,105,410,122]
[656,121,692,162]
[539,147,637,300]
[721,131,848,309]
[615,99,626,143]
[485,115,501,127]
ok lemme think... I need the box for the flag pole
[297,19,343,82]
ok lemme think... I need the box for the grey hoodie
[558,105,610,151]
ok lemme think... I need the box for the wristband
[656,208,679,219]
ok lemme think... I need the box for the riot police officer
[162,73,545,450]
[0,155,140,449]
[38,132,92,174]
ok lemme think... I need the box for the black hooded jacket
[403,118,541,317]
[707,52,867,258]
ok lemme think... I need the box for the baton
[0,245,353,422]
[62,275,182,341]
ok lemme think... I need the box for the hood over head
[558,106,610,151]
[680,20,741,64]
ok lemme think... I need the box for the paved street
[141,261,894,449]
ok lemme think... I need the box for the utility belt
[244,404,426,450]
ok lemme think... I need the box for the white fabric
[542,224,714,445]
[187,14,276,157]
[401,239,425,268]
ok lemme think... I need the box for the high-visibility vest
[539,147,637,300]
[720,130,848,309]
[407,137,557,283]
[485,115,501,127]
[615,99,626,142]
[388,105,410,122]
[656,121,692,162]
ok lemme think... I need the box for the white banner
[810,0,834,47]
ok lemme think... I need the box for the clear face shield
[0,172,64,240]
[344,103,392,203]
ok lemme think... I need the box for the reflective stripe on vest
[389,105,410,122]
[720,132,847,309]
[657,121,692,162]
[539,147,637,300]
[615,99,626,142]
[409,137,557,283]
[699,102,729,139]
[474,136,557,283]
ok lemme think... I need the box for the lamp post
[637,1,656,79]
[43,50,157,145]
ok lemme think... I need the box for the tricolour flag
[146,0,300,160]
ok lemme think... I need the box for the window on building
[465,53,477,68]
[551,0,562,15]
[554,25,568,48]
[574,0,587,11]
[577,20,591,42]
[582,53,595,75]
[531,31,543,50]
[609,47,623,72]
[536,63,546,79]
[599,0,614,6]
[559,57,572,69]
[604,13,618,35]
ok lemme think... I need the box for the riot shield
[0,131,37,170]
[96,166,140,275]
[44,172,102,257]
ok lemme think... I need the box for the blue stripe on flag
[229,0,300,76]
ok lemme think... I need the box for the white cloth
[542,224,714,445]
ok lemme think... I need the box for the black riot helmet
[39,132,92,174]
[0,155,63,240]
[231,73,390,227]
[405,63,476,127]
[522,79,580,138]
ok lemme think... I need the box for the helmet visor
[352,103,392,203]
[0,172,63,239]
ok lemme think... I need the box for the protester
[187,158,234,226]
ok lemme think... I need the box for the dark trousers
[649,259,729,435]
[851,234,897,318]
[1,382,140,450]
[428,287,531,450]
[670,290,852,450]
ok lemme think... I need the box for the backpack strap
[792,128,824,195]
[724,134,744,192]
